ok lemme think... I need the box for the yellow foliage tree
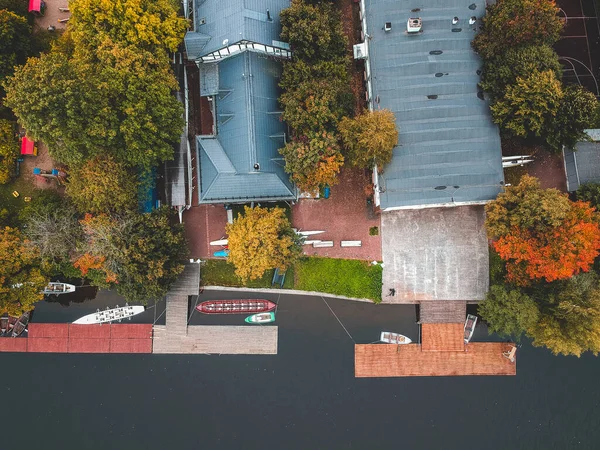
[226,206,302,282]
[0,227,47,315]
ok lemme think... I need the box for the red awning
[28,0,41,13]
[21,137,36,155]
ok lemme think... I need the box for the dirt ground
[501,137,567,191]
[35,0,70,31]
[184,204,229,259]
[292,168,382,261]
[19,141,64,191]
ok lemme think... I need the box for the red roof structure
[20,137,37,155]
[28,0,42,13]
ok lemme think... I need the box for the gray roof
[564,141,600,192]
[190,0,289,57]
[197,51,294,203]
[366,0,504,209]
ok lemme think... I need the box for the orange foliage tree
[486,176,600,285]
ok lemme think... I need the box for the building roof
[564,136,600,192]
[187,0,289,58]
[365,0,503,209]
[197,52,294,203]
[420,301,467,323]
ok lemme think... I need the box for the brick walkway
[292,168,382,261]
[184,204,228,259]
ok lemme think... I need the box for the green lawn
[293,257,382,302]
[199,257,382,302]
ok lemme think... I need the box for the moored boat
[42,282,76,295]
[380,331,412,345]
[11,311,30,337]
[464,314,478,343]
[245,312,276,324]
[197,299,276,315]
[73,305,145,324]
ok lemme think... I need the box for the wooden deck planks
[420,301,467,323]
[355,343,516,377]
[421,323,464,352]
[152,325,278,355]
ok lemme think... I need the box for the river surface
[0,289,598,449]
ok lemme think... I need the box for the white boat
[73,305,145,324]
[245,312,275,324]
[464,314,478,343]
[294,229,325,236]
[380,331,412,344]
[209,239,228,246]
[42,282,76,295]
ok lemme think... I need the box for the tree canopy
[472,0,563,60]
[279,132,344,195]
[0,119,17,184]
[490,70,563,139]
[226,206,302,282]
[0,227,47,315]
[479,285,539,339]
[480,45,562,101]
[486,175,600,285]
[338,109,399,169]
[66,155,139,214]
[0,9,30,82]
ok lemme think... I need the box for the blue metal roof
[190,0,289,57]
[197,52,294,203]
[365,0,504,209]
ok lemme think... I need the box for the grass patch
[0,177,38,227]
[200,259,274,288]
[294,257,382,302]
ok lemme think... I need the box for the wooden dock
[153,263,278,355]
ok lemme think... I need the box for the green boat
[245,312,275,324]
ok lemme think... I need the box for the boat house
[184,0,296,205]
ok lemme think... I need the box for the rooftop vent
[254,163,260,171]
[353,42,368,60]
[469,3,477,10]
[407,18,422,33]
[469,16,477,25]
[384,22,392,32]
[452,17,459,25]
[199,17,206,25]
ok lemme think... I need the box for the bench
[313,241,334,248]
[340,240,362,247]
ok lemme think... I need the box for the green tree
[280,0,348,62]
[480,45,561,101]
[0,9,30,81]
[66,155,139,214]
[0,119,18,184]
[279,132,344,195]
[338,109,399,169]
[528,273,600,356]
[0,227,47,316]
[547,85,598,151]
[226,206,302,282]
[490,70,563,138]
[479,284,539,339]
[576,183,600,210]
[472,0,563,60]
[0,0,29,17]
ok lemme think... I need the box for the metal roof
[365,0,504,209]
[196,51,295,203]
[564,141,600,192]
[190,0,289,57]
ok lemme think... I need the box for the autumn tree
[480,45,562,101]
[0,119,18,184]
[547,85,599,151]
[279,132,344,195]
[66,155,139,214]
[79,208,187,302]
[280,0,347,62]
[486,175,600,285]
[338,109,399,169]
[226,206,302,282]
[490,70,563,139]
[0,227,47,316]
[472,0,563,60]
[478,285,539,339]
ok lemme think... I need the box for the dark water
[0,289,599,449]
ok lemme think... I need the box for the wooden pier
[152,263,278,355]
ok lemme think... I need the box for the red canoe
[197,299,277,315]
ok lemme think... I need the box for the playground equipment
[33,168,68,186]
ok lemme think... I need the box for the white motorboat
[209,239,228,246]
[380,331,412,344]
[42,282,76,295]
[464,314,478,343]
[73,305,145,324]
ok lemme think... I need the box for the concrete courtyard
[381,206,489,303]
